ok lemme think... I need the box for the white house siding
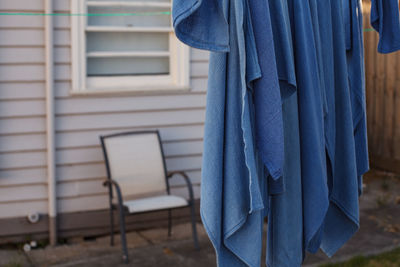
[0,0,208,220]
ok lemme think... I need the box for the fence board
[364,4,400,172]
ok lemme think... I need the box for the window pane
[86,32,169,52]
[87,6,171,27]
[90,0,169,2]
[84,0,173,80]
[87,57,170,76]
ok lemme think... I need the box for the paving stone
[2,169,400,267]
[138,222,207,245]
[0,250,30,267]
[50,238,216,267]
[26,243,119,267]
[95,231,149,249]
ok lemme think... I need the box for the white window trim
[71,1,190,94]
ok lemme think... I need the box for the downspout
[45,0,57,246]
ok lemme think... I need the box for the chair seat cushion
[124,195,189,213]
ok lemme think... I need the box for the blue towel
[318,0,360,256]
[263,1,304,266]
[249,0,285,183]
[320,0,400,257]
[267,93,303,267]
[266,0,298,196]
[173,0,273,265]
[173,0,400,265]
[371,0,400,53]
[342,0,370,196]
[173,0,229,52]
[287,0,329,254]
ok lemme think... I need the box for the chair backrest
[101,131,168,199]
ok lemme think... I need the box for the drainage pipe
[44,0,57,246]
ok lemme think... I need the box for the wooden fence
[363,4,400,173]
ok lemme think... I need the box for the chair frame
[100,130,199,263]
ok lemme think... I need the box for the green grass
[320,247,400,267]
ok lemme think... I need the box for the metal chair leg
[110,207,115,246]
[117,206,129,263]
[189,203,199,250]
[168,209,172,237]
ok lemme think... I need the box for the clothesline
[0,12,379,32]
[0,12,172,17]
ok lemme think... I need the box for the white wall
[0,0,209,219]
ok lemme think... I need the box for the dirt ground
[1,169,399,267]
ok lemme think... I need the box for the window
[71,0,190,93]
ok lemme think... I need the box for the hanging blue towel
[341,0,369,196]
[286,0,329,254]
[318,0,360,256]
[371,0,400,53]
[262,1,304,266]
[173,0,277,265]
[173,0,229,52]
[342,0,352,51]
[173,0,400,265]
[267,93,303,267]
[320,0,400,256]
[248,0,285,184]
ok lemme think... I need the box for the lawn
[321,247,400,267]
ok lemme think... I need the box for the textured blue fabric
[315,0,335,182]
[249,0,284,182]
[342,0,352,51]
[266,0,297,196]
[341,0,400,222]
[342,0,369,196]
[264,1,303,266]
[172,0,400,265]
[172,0,229,52]
[287,0,329,254]
[267,93,303,267]
[268,0,297,97]
[322,0,400,256]
[173,0,271,265]
[319,0,360,256]
[371,0,400,53]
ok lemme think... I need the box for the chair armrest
[103,179,125,210]
[167,171,195,204]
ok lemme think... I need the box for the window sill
[69,85,191,97]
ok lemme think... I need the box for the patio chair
[100,130,199,263]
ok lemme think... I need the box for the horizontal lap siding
[0,1,209,219]
[0,2,48,218]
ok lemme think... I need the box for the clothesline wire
[0,12,376,32]
[0,12,172,17]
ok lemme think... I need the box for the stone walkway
[1,170,399,267]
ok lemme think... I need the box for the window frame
[70,0,190,94]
